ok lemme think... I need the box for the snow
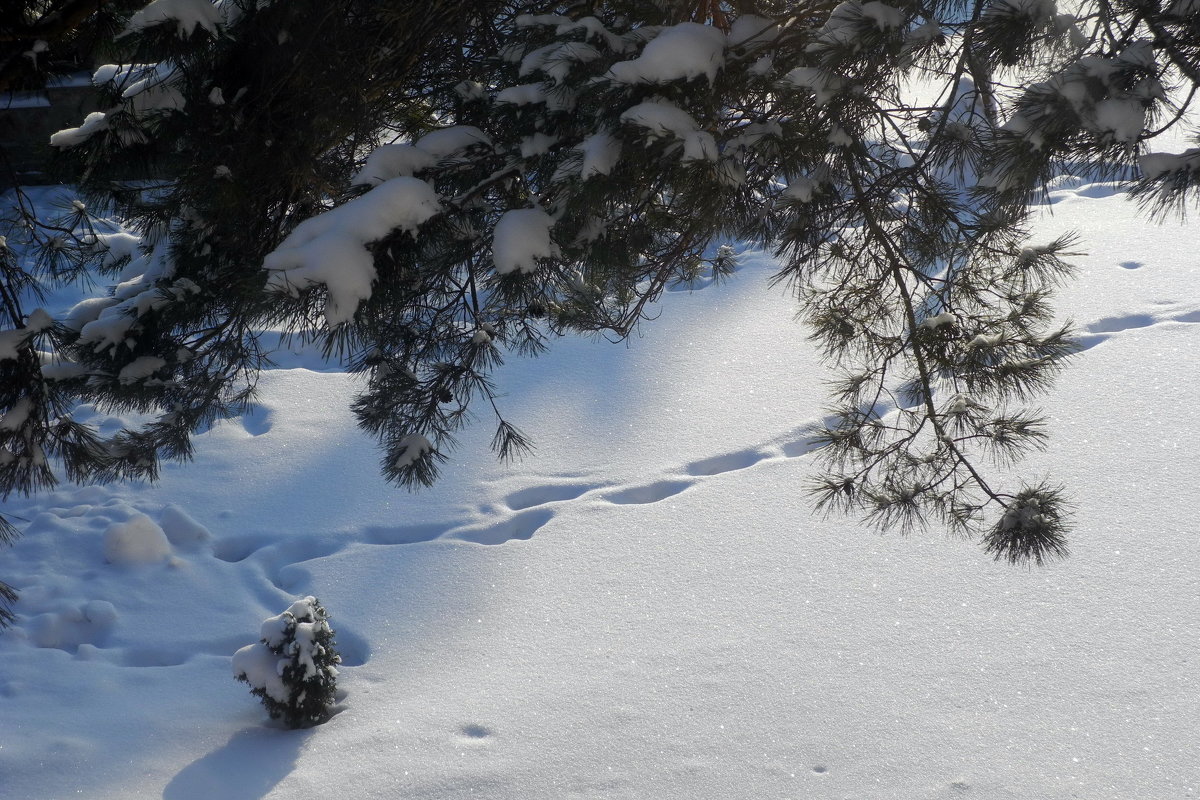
[491,208,559,274]
[160,504,212,548]
[577,131,622,178]
[4,177,1200,799]
[123,0,223,38]
[607,22,726,85]
[0,327,26,360]
[102,514,173,565]
[232,641,289,702]
[0,396,34,431]
[495,83,546,105]
[391,433,433,470]
[118,355,167,384]
[263,177,442,326]
[727,15,778,52]
[49,111,109,148]
[1138,148,1200,180]
[860,1,905,29]
[620,100,717,161]
[350,144,438,186]
[786,67,850,106]
[1093,97,1145,144]
[2,91,50,109]
[412,126,492,159]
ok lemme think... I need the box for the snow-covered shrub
[233,596,341,728]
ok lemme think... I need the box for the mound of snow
[103,514,172,565]
[159,504,211,548]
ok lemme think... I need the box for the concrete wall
[1,77,98,185]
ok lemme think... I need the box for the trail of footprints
[26,301,1191,672]
[1078,307,1200,350]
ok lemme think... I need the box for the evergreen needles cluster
[6,0,1200,617]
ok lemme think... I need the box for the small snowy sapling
[233,596,342,728]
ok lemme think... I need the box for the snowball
[103,514,172,565]
[492,209,559,274]
[84,600,118,626]
[124,0,223,38]
[264,177,442,326]
[620,100,717,161]
[49,112,108,148]
[159,504,211,547]
[232,642,289,703]
[351,144,437,186]
[608,22,725,85]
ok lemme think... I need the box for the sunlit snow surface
[2,180,1199,799]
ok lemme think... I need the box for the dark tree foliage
[233,596,341,728]
[5,0,1200,626]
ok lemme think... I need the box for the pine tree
[232,596,341,728]
[5,0,1200,619]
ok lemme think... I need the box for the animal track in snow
[1087,313,1155,334]
[602,479,693,505]
[361,523,446,546]
[212,533,276,563]
[459,724,492,740]
[780,435,821,459]
[684,448,770,477]
[449,507,555,545]
[1079,308,1200,350]
[504,482,595,510]
[237,403,274,436]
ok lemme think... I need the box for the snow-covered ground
[2,179,1198,799]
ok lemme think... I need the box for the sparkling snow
[2,177,1200,800]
